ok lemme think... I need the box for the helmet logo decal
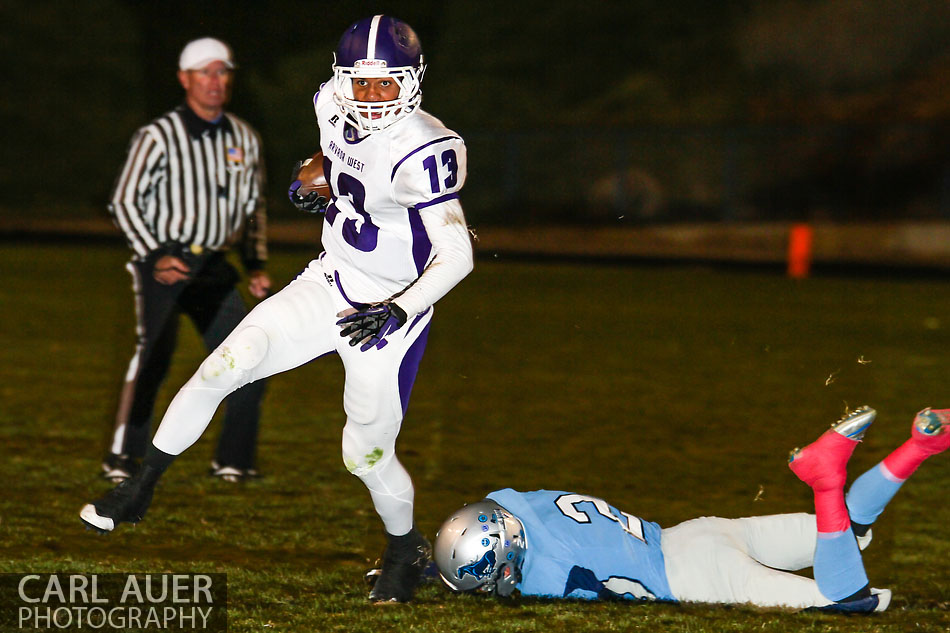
[355,59,388,69]
[456,550,497,582]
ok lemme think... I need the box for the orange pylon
[787,223,813,279]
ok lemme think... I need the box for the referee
[103,37,270,483]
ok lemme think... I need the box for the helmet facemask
[492,552,524,597]
[332,55,425,133]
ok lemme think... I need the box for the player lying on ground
[434,406,950,612]
[79,15,473,604]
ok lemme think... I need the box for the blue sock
[845,462,904,526]
[814,528,868,601]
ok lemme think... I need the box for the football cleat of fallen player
[788,406,875,490]
[910,407,950,453]
[810,587,891,614]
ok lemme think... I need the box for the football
[295,151,331,199]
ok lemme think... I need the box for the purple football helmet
[332,15,426,133]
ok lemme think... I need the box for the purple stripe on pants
[398,321,431,417]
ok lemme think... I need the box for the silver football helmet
[433,499,527,597]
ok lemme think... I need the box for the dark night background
[4,0,950,227]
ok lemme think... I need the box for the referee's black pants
[111,252,266,470]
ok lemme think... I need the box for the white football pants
[661,513,867,609]
[152,256,434,536]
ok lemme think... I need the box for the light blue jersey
[488,489,674,601]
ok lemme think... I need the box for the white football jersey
[313,84,468,305]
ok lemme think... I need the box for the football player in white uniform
[80,15,473,603]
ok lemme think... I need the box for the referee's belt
[166,242,220,262]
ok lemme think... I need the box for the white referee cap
[179,37,235,71]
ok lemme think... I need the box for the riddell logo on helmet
[355,59,388,68]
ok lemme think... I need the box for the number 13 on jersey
[422,149,458,194]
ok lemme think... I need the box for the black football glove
[288,161,328,213]
[336,302,408,351]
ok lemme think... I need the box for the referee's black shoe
[369,528,432,603]
[80,465,161,533]
[209,461,261,483]
[101,452,140,483]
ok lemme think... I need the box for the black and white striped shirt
[109,105,267,268]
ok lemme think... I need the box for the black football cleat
[369,528,432,603]
[365,560,440,588]
[80,465,161,533]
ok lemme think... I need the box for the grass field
[1,241,949,632]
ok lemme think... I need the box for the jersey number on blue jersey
[555,494,646,542]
